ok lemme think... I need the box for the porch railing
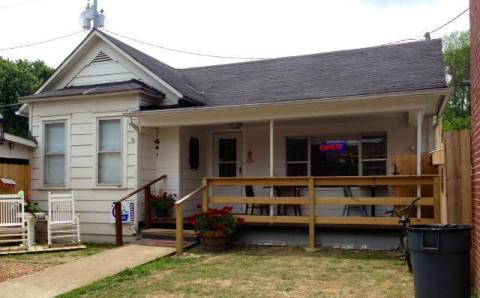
[113,174,167,246]
[175,175,441,254]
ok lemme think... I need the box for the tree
[0,57,54,137]
[442,31,471,131]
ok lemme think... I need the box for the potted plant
[189,205,244,251]
[151,192,176,218]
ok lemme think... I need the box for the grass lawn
[60,246,414,298]
[0,243,113,282]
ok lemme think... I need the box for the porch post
[416,109,423,218]
[269,120,274,216]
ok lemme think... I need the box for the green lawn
[59,246,414,298]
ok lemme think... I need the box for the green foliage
[442,31,471,131]
[0,57,53,137]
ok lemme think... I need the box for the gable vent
[91,51,113,64]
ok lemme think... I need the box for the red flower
[237,217,245,224]
[196,204,202,209]
[217,223,225,231]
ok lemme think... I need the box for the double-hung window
[44,122,66,186]
[97,119,122,185]
[285,138,309,176]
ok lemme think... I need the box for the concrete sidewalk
[0,244,176,298]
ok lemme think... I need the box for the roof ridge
[180,39,443,71]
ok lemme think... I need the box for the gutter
[125,87,451,117]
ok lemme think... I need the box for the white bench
[0,194,30,248]
[47,192,81,246]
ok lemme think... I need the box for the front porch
[174,175,440,253]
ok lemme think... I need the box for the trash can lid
[408,224,472,232]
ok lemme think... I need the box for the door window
[218,138,237,177]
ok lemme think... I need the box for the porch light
[229,123,243,130]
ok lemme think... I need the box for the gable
[36,31,181,105]
[67,51,136,87]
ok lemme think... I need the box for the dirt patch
[0,260,47,282]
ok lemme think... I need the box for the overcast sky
[0,0,470,69]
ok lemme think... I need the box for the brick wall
[471,0,480,293]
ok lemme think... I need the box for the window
[44,122,66,186]
[286,138,308,176]
[311,137,359,176]
[98,119,122,184]
[361,134,387,176]
[285,133,387,177]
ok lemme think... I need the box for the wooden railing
[175,175,441,254]
[113,175,167,246]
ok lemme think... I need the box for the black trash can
[408,224,472,298]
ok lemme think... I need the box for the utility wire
[103,29,266,60]
[429,7,469,35]
[381,7,469,46]
[0,30,85,51]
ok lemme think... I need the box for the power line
[103,29,267,60]
[428,7,469,35]
[0,31,85,51]
[381,7,469,46]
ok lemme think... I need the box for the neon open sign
[319,142,346,153]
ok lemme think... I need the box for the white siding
[30,95,140,242]
[0,142,33,160]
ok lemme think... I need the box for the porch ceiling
[129,88,450,127]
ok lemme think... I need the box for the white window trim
[94,116,126,187]
[41,118,69,189]
[285,133,387,176]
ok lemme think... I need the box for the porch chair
[0,193,30,248]
[277,186,302,216]
[342,186,369,217]
[244,186,269,215]
[47,192,81,246]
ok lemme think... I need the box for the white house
[19,29,449,243]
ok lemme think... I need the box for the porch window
[97,119,122,185]
[285,133,387,176]
[44,122,66,186]
[286,138,308,176]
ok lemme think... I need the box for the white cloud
[0,0,470,68]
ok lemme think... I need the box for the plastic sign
[319,142,346,153]
[110,201,136,224]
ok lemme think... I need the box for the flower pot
[199,231,229,251]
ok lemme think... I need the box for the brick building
[471,0,480,293]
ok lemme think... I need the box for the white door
[213,132,244,213]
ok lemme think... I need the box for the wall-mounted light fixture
[229,123,243,130]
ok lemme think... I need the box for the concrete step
[141,228,197,239]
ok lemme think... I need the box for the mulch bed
[0,261,47,282]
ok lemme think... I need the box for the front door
[213,132,243,212]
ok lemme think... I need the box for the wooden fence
[0,163,31,194]
[175,175,441,254]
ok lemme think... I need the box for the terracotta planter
[199,231,229,251]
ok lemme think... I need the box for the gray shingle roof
[28,30,447,107]
[97,30,206,105]
[180,39,447,106]
[22,80,163,100]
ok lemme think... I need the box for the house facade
[20,30,449,243]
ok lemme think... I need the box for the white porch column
[416,109,423,218]
[269,120,274,216]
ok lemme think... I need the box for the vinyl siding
[30,95,140,242]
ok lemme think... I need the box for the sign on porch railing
[110,200,136,224]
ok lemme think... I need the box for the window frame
[42,120,67,188]
[285,133,387,177]
[96,117,124,186]
[285,137,310,176]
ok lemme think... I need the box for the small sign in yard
[110,200,136,224]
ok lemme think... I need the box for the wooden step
[141,228,197,238]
